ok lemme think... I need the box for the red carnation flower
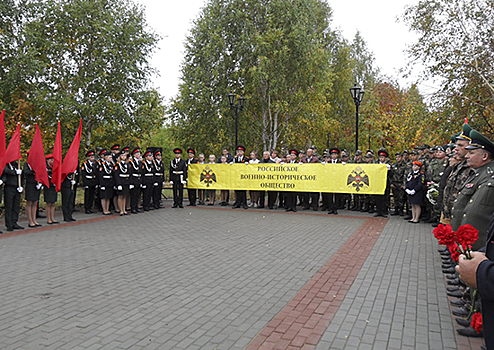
[471,312,482,334]
[448,243,460,263]
[456,224,479,247]
[433,224,456,246]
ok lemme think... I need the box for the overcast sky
[136,0,437,103]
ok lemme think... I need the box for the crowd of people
[1,121,494,348]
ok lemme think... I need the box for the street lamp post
[227,91,246,147]
[349,84,365,152]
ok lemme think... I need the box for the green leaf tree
[5,0,163,149]
[169,0,339,154]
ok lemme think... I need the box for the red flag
[28,124,50,187]
[0,110,6,176]
[61,119,82,180]
[5,123,21,164]
[465,117,469,124]
[52,121,63,192]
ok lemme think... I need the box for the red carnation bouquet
[433,224,479,261]
[471,312,482,334]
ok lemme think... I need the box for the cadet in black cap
[152,148,164,209]
[141,150,155,210]
[82,150,98,214]
[129,148,142,213]
[186,148,198,206]
[232,145,250,209]
[169,148,187,208]
[327,148,340,215]
[98,151,115,215]
[284,149,299,212]
[110,144,120,164]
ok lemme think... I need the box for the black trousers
[4,185,20,228]
[172,182,184,206]
[61,186,75,220]
[328,192,340,212]
[233,190,247,208]
[285,191,297,211]
[130,185,141,211]
[303,192,320,209]
[142,184,153,210]
[84,185,96,211]
[187,188,197,205]
[259,191,277,208]
[153,183,162,208]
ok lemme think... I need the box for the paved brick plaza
[0,203,484,349]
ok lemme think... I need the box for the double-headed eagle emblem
[347,166,370,192]
[200,166,217,187]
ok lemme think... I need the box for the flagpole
[18,157,21,188]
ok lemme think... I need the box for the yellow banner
[187,163,387,194]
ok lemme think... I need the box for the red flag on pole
[5,123,21,164]
[52,121,63,192]
[0,110,6,176]
[61,119,82,180]
[28,124,50,187]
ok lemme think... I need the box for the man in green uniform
[450,129,494,250]
[442,124,474,225]
[391,152,407,216]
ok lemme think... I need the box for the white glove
[129,185,134,189]
[409,189,415,195]
[0,179,3,185]
[405,189,411,195]
[117,185,123,191]
[17,186,23,193]
[84,186,89,189]
[386,164,391,170]
[36,183,43,190]
[181,180,187,184]
[153,182,158,186]
[16,169,22,175]
[100,186,105,190]
[169,181,173,185]
[70,180,76,186]
[141,185,146,189]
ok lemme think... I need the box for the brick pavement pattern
[0,205,480,349]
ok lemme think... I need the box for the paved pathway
[0,203,485,349]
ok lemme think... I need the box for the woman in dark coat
[98,151,114,215]
[405,160,424,223]
[44,155,59,224]
[113,152,130,216]
[23,158,42,227]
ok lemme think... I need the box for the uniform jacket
[81,160,98,187]
[129,158,142,186]
[153,159,165,184]
[442,160,474,219]
[3,162,20,187]
[141,160,156,185]
[98,161,114,188]
[169,158,187,182]
[476,214,494,350]
[113,161,130,187]
[451,159,494,250]
[234,155,250,164]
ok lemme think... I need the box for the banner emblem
[200,166,217,187]
[347,166,370,192]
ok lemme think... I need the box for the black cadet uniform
[170,148,187,208]
[326,148,341,215]
[374,149,391,218]
[81,150,98,214]
[186,148,198,206]
[152,149,165,209]
[129,148,142,213]
[61,170,77,222]
[284,149,299,212]
[232,145,250,209]
[141,150,155,211]
[113,155,130,196]
[4,162,23,231]
[23,161,41,202]
[98,154,114,200]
